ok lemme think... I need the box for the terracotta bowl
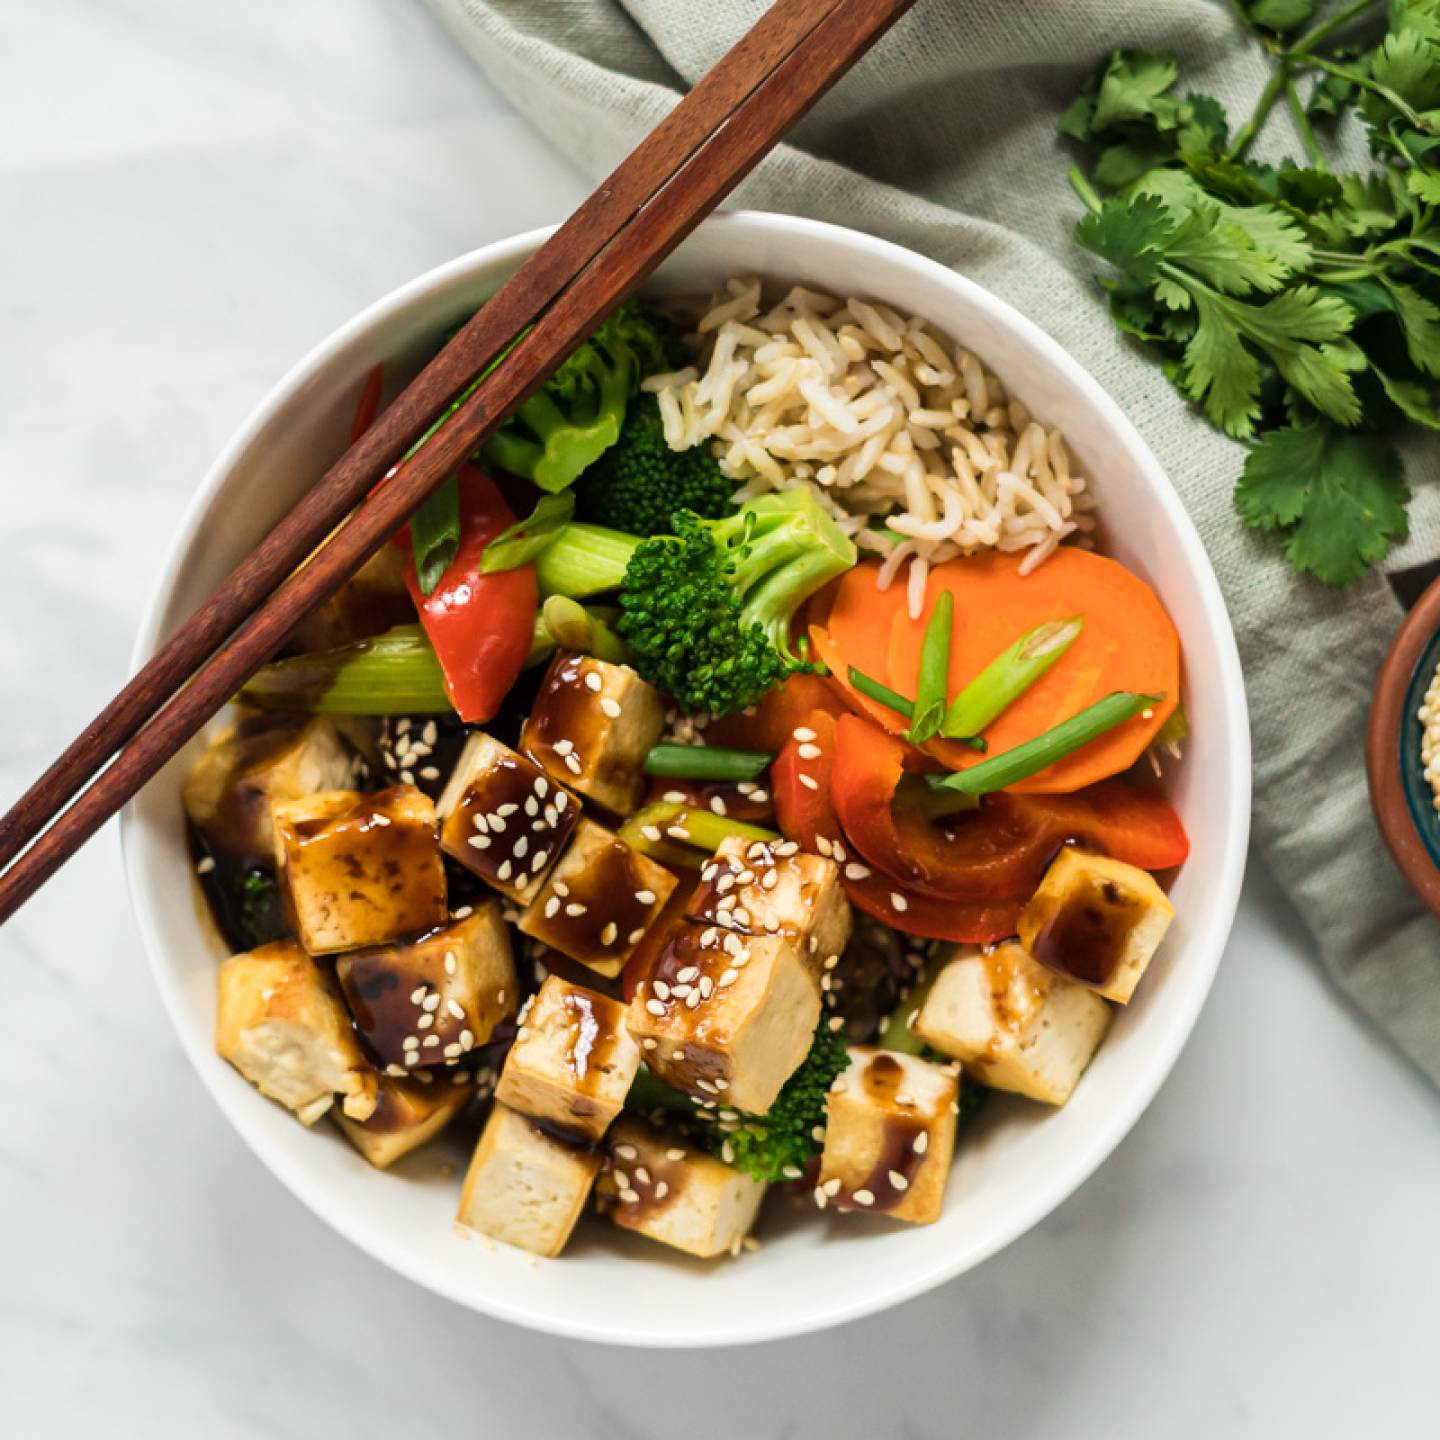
[1367,574,1440,919]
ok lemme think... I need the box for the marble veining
[0,3,1436,1436]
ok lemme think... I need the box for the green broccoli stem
[741,533,855,657]
[239,625,452,714]
[534,523,640,597]
[878,946,951,1054]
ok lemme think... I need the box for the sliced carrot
[883,550,1179,791]
[807,561,915,735]
[702,671,847,754]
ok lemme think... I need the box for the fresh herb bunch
[1060,0,1440,585]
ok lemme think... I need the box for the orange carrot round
[885,550,1179,791]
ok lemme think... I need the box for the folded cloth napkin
[422,0,1440,1083]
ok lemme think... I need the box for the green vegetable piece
[848,666,913,718]
[906,590,953,745]
[642,743,773,783]
[480,492,575,574]
[576,393,737,536]
[941,616,1084,740]
[239,625,451,714]
[534,522,643,598]
[410,472,460,597]
[617,800,780,871]
[877,946,948,1055]
[481,300,680,494]
[929,691,1163,796]
[537,595,629,665]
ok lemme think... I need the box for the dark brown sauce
[831,1053,928,1215]
[607,1139,687,1225]
[442,752,578,892]
[558,988,623,1097]
[533,835,662,966]
[528,1115,599,1154]
[686,842,809,938]
[522,651,627,806]
[1029,877,1146,988]
[644,777,775,826]
[188,825,292,953]
[638,926,734,1094]
[359,1076,461,1135]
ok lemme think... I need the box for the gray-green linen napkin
[422,0,1440,1083]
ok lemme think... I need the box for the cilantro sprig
[1061,0,1440,585]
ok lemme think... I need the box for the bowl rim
[121,210,1252,1346]
[1367,573,1440,920]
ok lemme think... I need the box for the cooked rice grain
[644,278,1096,615]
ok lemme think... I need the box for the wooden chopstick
[0,0,854,879]
[0,0,917,924]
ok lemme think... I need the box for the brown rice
[643,278,1096,617]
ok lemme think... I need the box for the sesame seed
[722,1141,735,1164]
[460,1029,475,1050]
[913,1132,929,1154]
[403,1035,420,1051]
[497,803,518,817]
[814,1187,829,1210]
[646,999,667,1016]
[422,721,437,746]
[670,983,691,998]
[822,1177,842,1196]
[543,805,558,827]
[601,921,618,946]
[716,873,735,894]
[685,990,702,1010]
[565,755,582,774]
[472,813,489,832]
[619,1188,641,1205]
[444,951,458,975]
[565,902,587,917]
[736,869,755,885]
[553,880,570,897]
[654,1182,669,1200]
[719,968,738,987]
[513,836,529,859]
[776,840,798,856]
[793,726,817,742]
[420,766,440,781]
[699,976,714,998]
[701,927,719,946]
[447,999,465,1020]
[535,776,549,798]
[641,825,662,842]
[828,1015,845,1032]
[628,928,645,944]
[797,743,822,760]
[370,813,392,827]
[666,1147,686,1161]
[410,986,427,1004]
[524,796,539,817]
[468,835,491,851]
[845,863,871,880]
[418,1013,435,1031]
[554,791,569,811]
[385,1064,407,1078]
[665,825,690,841]
[497,860,513,881]
[423,992,441,1013]
[489,815,507,833]
[760,869,779,890]
[781,1165,802,1180]
[672,1049,686,1062]
[701,862,719,881]
[553,739,574,756]
[799,774,819,791]
[634,888,656,906]
[890,892,909,912]
[423,1034,440,1049]
[642,1038,658,1051]
[443,1043,462,1059]
[584,672,603,692]
[615,1143,638,1160]
[888,1171,910,1191]
[852,1189,875,1206]
[400,769,415,786]
[600,697,622,718]
[544,896,561,919]
[531,849,548,871]
[195,856,216,875]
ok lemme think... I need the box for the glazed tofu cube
[686,834,851,970]
[521,651,665,814]
[517,818,678,979]
[335,1071,471,1169]
[456,1102,601,1257]
[817,1047,958,1225]
[335,901,516,1069]
[184,713,353,862]
[272,785,446,954]
[436,732,581,903]
[285,543,413,653]
[496,976,640,1141]
[1017,848,1176,1004]
[597,1118,766,1259]
[914,941,1112,1106]
[215,940,377,1125]
[627,923,820,1113]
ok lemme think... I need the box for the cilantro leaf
[1372,363,1440,430]
[1380,278,1440,377]
[1091,52,1180,131]
[1235,423,1409,585]
[1245,0,1317,32]
[1074,193,1170,285]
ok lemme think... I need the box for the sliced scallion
[617,801,779,870]
[906,591,953,745]
[848,666,913,719]
[929,690,1162,796]
[941,616,1083,740]
[643,743,773,782]
[480,492,576,574]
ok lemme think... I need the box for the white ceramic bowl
[123,212,1250,1347]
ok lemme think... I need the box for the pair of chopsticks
[0,0,917,924]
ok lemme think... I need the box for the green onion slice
[906,591,953,745]
[941,615,1083,740]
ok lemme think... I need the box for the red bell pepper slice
[701,671,849,755]
[400,465,538,723]
[830,714,1189,904]
[772,709,1021,945]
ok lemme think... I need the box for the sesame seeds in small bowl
[1367,574,1440,919]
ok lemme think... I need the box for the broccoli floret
[575,394,736,536]
[625,1020,850,1184]
[533,490,856,715]
[481,300,682,494]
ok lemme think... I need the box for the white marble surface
[1,2,1437,1434]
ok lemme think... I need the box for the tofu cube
[272,784,447,954]
[335,901,517,1070]
[521,651,665,814]
[335,1071,471,1169]
[626,922,820,1113]
[517,818,678,978]
[184,714,353,863]
[817,1047,958,1225]
[1017,848,1175,1004]
[914,941,1111,1105]
[686,834,851,970]
[456,1102,601,1257]
[215,940,377,1125]
[496,976,640,1142]
[597,1118,766,1259]
[285,544,413,653]
[436,732,581,903]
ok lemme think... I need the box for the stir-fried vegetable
[905,590,953,745]
[617,799,780,871]
[941,616,1083,740]
[241,625,451,714]
[642,743,773,782]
